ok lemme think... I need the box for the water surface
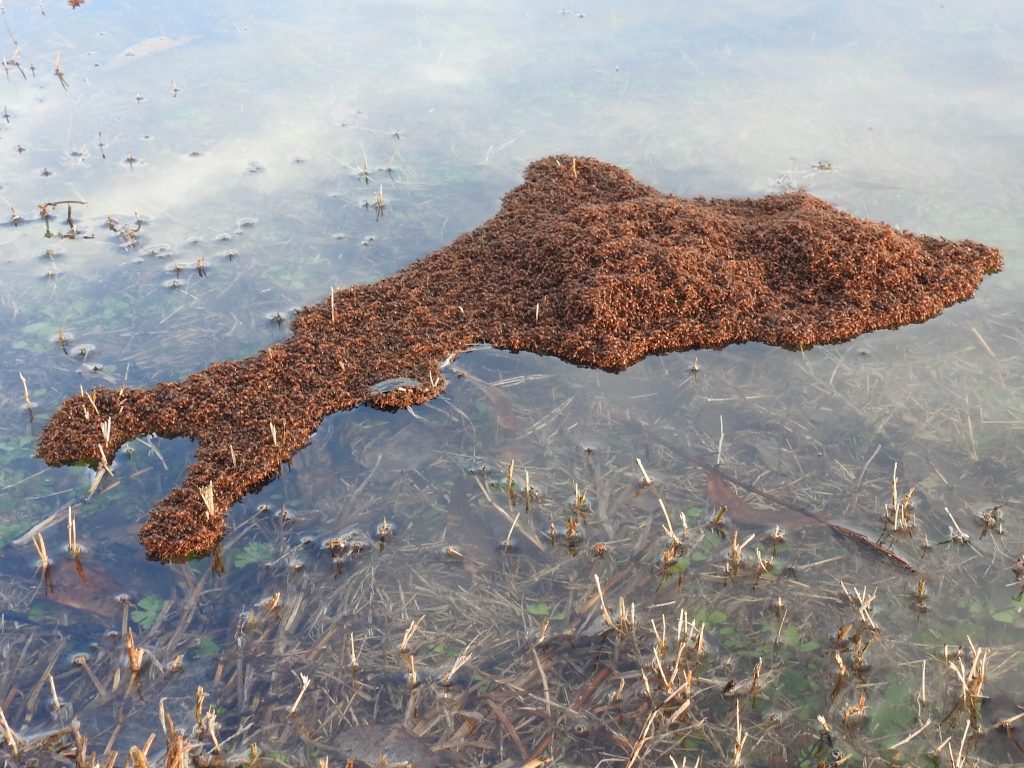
[1,1,1022,765]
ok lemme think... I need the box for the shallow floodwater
[1,1,1023,766]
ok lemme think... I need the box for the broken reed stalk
[946,637,990,721]
[32,532,49,571]
[506,460,516,505]
[503,512,520,551]
[288,672,312,715]
[67,505,81,557]
[260,592,282,618]
[442,647,473,687]
[73,654,107,696]
[918,659,929,712]
[80,385,99,417]
[203,709,222,753]
[659,497,686,537]
[840,581,879,629]
[472,471,545,552]
[405,652,418,689]
[399,615,425,654]
[125,628,145,674]
[945,507,971,544]
[198,482,216,521]
[947,720,975,768]
[997,711,1024,729]
[886,461,916,532]
[593,574,635,635]
[18,371,33,412]
[635,457,653,486]
[915,577,927,610]
[0,705,23,755]
[158,700,188,768]
[594,574,616,629]
[731,700,747,768]
[47,674,62,714]
[194,686,207,731]
[573,481,587,513]
[716,415,725,466]
[726,530,756,575]
[890,718,933,750]
[348,632,361,671]
[96,444,112,475]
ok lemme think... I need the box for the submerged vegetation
[4,329,1024,765]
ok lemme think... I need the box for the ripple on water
[69,343,96,359]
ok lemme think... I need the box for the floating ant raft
[37,156,1002,561]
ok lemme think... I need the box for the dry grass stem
[731,700,747,768]
[997,711,1024,729]
[503,512,521,550]
[658,498,684,547]
[125,628,146,674]
[97,443,113,475]
[945,637,990,726]
[946,720,974,768]
[716,414,725,465]
[944,507,971,544]
[884,462,917,533]
[399,615,425,654]
[18,371,33,410]
[349,631,360,671]
[573,481,588,514]
[0,705,22,755]
[66,505,81,557]
[726,530,756,576]
[198,482,216,521]
[194,686,207,731]
[48,674,62,713]
[288,672,312,715]
[128,733,155,768]
[635,457,653,486]
[32,532,49,571]
[839,581,878,629]
[72,653,108,696]
[506,459,516,503]
[594,574,615,629]
[159,699,189,768]
[890,718,932,749]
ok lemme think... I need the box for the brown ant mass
[36,156,1001,561]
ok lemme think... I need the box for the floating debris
[367,377,425,405]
